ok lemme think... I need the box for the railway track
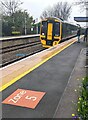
[1,40,40,54]
[1,34,45,67]
[1,34,77,68]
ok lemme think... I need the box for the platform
[1,36,86,118]
[0,37,78,91]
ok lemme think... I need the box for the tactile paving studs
[2,89,46,109]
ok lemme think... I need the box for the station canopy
[74,17,88,22]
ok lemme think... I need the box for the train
[40,17,80,48]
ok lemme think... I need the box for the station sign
[2,89,46,109]
[74,17,88,22]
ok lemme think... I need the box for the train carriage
[40,17,78,48]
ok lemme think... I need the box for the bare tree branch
[74,0,88,11]
[1,0,23,16]
[40,2,72,21]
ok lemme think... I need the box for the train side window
[41,21,47,35]
[54,22,60,36]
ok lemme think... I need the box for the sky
[21,0,86,27]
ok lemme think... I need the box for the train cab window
[54,22,60,36]
[41,21,47,35]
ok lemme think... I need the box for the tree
[1,0,34,36]
[40,2,72,21]
[53,2,72,21]
[40,7,54,19]
[74,0,88,12]
[13,10,33,35]
[1,0,23,36]
[1,0,23,16]
[2,10,33,36]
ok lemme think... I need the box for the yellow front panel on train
[47,23,53,40]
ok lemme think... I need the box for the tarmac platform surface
[2,40,85,118]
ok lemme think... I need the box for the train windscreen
[41,21,47,36]
[54,22,60,36]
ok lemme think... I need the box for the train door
[47,23,53,40]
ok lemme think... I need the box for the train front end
[40,18,62,48]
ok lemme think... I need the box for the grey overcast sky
[21,0,86,27]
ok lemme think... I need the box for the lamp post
[24,10,27,35]
[24,17,27,35]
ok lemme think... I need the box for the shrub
[78,77,88,120]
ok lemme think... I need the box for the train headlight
[42,33,45,35]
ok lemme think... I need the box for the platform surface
[2,38,85,118]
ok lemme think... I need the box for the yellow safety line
[0,40,76,92]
